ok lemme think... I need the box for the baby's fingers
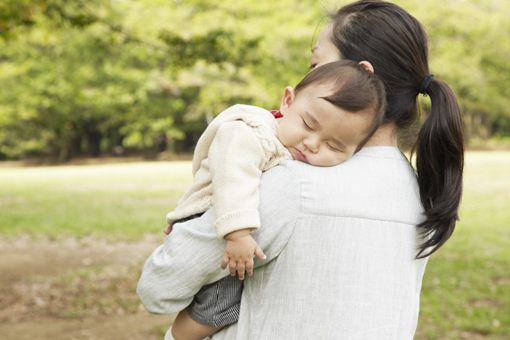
[254,246,266,261]
[220,254,230,270]
[163,224,173,235]
[237,261,246,280]
[228,259,237,276]
[246,258,254,277]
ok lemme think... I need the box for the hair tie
[419,74,434,95]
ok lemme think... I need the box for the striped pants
[188,275,243,327]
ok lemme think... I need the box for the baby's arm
[208,121,268,278]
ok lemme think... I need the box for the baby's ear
[358,60,375,74]
[280,86,296,110]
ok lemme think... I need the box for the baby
[165,60,386,339]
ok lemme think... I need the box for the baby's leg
[171,275,242,339]
[171,309,220,340]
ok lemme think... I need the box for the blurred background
[0,0,508,339]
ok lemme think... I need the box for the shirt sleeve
[208,120,266,238]
[136,162,300,314]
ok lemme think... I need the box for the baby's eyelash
[327,143,343,152]
[302,118,313,130]
[309,63,317,70]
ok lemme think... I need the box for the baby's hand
[221,229,266,280]
[163,222,174,235]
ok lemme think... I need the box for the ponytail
[331,0,465,258]
[413,79,464,258]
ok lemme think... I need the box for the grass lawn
[416,151,510,339]
[0,151,509,338]
[0,161,192,239]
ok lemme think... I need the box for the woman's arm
[136,162,300,314]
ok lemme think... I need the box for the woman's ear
[280,86,296,111]
[358,60,375,74]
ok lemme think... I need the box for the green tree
[1,0,509,160]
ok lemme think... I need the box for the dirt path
[0,235,173,340]
[2,236,504,340]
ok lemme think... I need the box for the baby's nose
[304,137,320,153]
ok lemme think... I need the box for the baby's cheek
[310,152,334,167]
[327,151,348,166]
[277,122,293,145]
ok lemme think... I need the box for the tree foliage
[0,0,508,160]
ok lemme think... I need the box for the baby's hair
[294,60,386,148]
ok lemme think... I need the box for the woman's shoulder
[283,147,423,225]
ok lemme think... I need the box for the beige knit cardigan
[166,104,291,238]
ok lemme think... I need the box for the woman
[137,1,464,338]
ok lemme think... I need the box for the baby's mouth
[291,147,308,163]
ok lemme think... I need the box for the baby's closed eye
[301,118,313,131]
[326,143,344,152]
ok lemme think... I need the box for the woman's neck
[364,122,399,147]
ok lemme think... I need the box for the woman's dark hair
[330,0,464,258]
[295,60,386,147]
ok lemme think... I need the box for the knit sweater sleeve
[208,120,266,239]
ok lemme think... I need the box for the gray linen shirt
[137,146,428,339]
